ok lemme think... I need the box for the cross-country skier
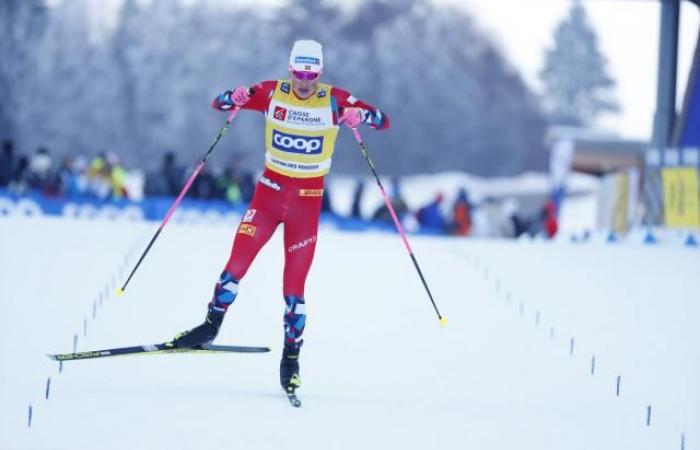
[173,40,390,398]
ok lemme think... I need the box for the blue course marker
[646,405,652,426]
[45,377,51,400]
[616,375,621,397]
[28,404,32,428]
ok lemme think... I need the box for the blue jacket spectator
[416,193,447,232]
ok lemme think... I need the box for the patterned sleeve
[330,87,390,130]
[211,80,278,113]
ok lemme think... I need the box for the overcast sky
[75,0,700,141]
[448,0,699,141]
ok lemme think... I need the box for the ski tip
[115,288,125,298]
[439,316,448,328]
[46,354,58,361]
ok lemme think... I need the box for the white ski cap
[289,39,323,73]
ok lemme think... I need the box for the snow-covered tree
[31,0,120,156]
[539,0,619,127]
[1,0,549,176]
[330,0,547,175]
[0,0,48,144]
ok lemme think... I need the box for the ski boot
[281,340,303,407]
[280,340,303,393]
[173,306,225,348]
[174,271,238,348]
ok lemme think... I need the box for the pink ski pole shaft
[117,105,243,296]
[350,127,447,326]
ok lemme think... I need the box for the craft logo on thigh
[288,235,317,253]
[238,223,257,236]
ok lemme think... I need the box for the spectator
[27,147,54,193]
[189,165,219,200]
[8,155,30,195]
[416,193,447,232]
[235,166,255,203]
[217,166,243,204]
[162,151,185,197]
[71,155,90,197]
[87,154,113,200]
[350,179,365,219]
[0,140,15,187]
[56,155,76,197]
[510,213,532,238]
[144,151,185,197]
[451,188,472,236]
[497,198,519,238]
[107,152,130,200]
[542,198,558,238]
[216,160,255,204]
[372,177,408,223]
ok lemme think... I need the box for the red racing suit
[213,80,390,299]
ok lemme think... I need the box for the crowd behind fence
[0,140,560,239]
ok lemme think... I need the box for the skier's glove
[338,107,367,129]
[217,87,251,108]
[230,86,251,106]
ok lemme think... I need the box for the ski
[47,342,271,361]
[286,391,302,408]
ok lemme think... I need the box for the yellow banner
[662,167,700,227]
[612,172,630,233]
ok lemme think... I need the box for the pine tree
[539,0,619,127]
[0,0,48,142]
[1,0,549,176]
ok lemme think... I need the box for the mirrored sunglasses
[292,70,320,81]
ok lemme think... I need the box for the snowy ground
[1,216,698,450]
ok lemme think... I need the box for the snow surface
[1,216,698,450]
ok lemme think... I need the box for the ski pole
[117,100,246,297]
[349,127,447,327]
